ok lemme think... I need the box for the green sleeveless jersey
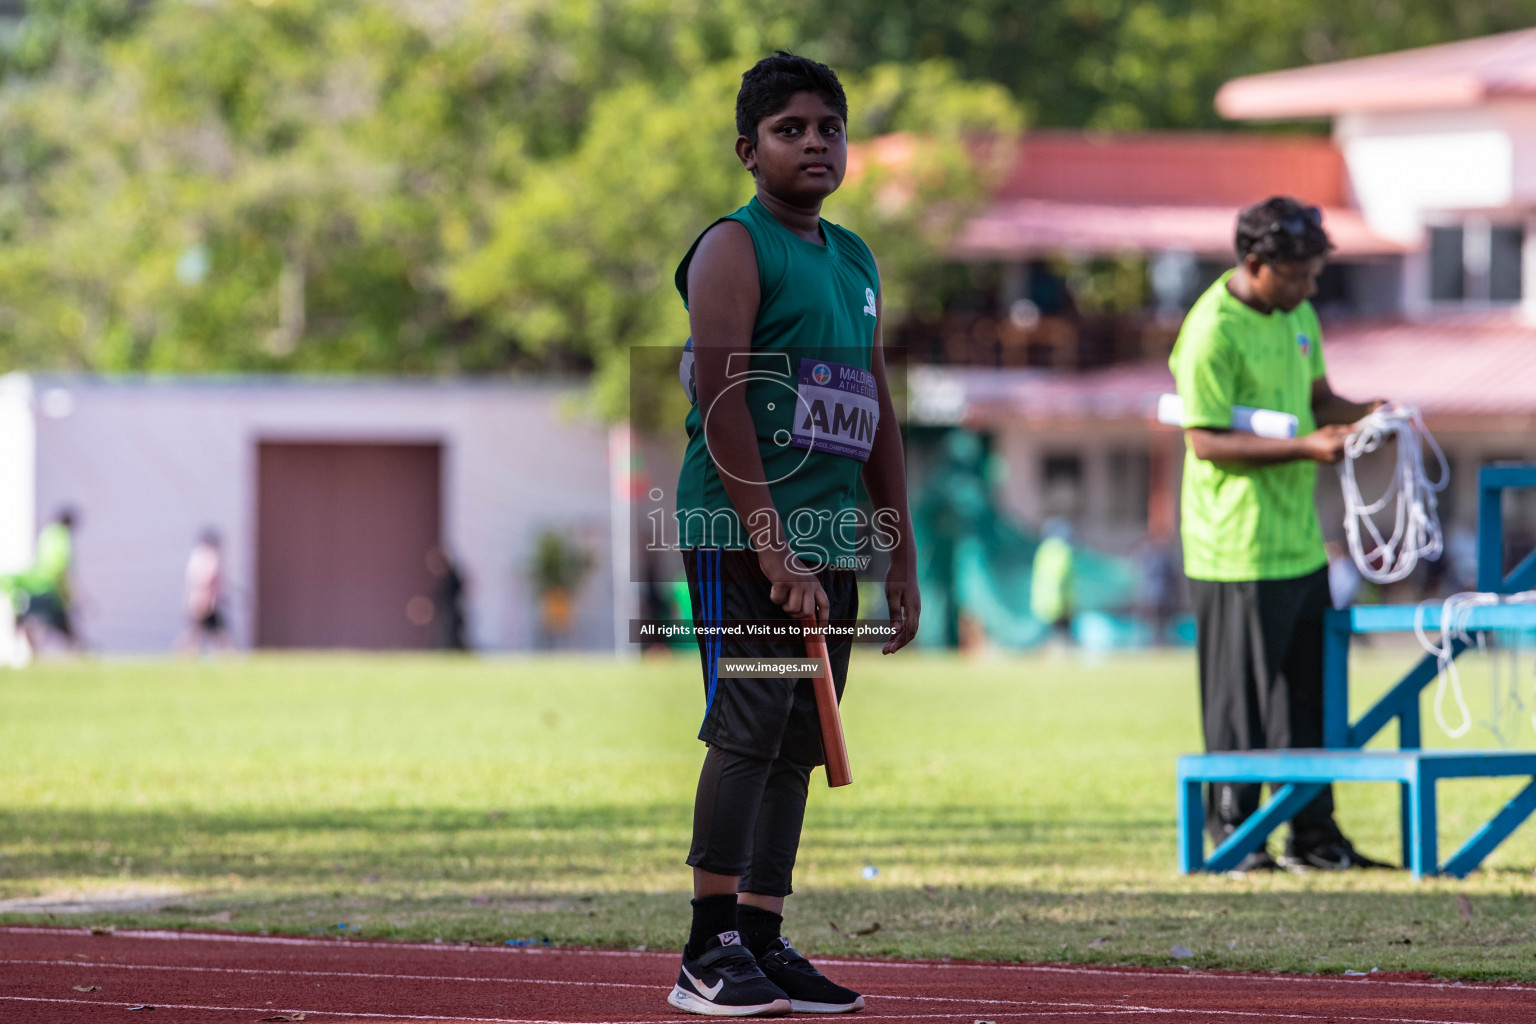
[674,197,881,566]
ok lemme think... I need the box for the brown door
[256,442,442,649]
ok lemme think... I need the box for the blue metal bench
[1177,464,1536,878]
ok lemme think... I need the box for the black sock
[737,904,783,957]
[685,893,739,959]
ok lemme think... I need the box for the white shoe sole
[668,984,792,1017]
[790,995,865,1013]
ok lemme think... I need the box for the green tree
[447,57,1019,420]
[0,0,1019,391]
[1,0,1530,383]
[793,0,1536,130]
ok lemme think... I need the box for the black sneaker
[1280,837,1394,872]
[668,936,791,1017]
[755,938,864,1014]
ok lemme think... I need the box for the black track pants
[1189,567,1344,847]
[686,745,814,897]
[680,547,857,895]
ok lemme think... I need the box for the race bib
[792,358,880,462]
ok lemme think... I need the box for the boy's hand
[882,570,920,655]
[758,548,829,626]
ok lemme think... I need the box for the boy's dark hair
[1235,196,1334,266]
[736,51,848,144]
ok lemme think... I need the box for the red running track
[2,925,1533,1023]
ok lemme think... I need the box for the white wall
[993,421,1161,554]
[0,374,36,575]
[26,377,612,653]
[1336,105,1521,246]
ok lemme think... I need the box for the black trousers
[681,548,856,896]
[687,745,813,897]
[1189,567,1343,847]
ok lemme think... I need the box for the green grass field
[4,649,1536,980]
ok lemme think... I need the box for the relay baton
[799,617,852,788]
[1157,393,1297,440]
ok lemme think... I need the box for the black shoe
[669,940,792,1017]
[1280,837,1394,872]
[1226,848,1279,876]
[755,938,864,1014]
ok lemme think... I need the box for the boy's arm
[860,294,920,654]
[687,221,828,625]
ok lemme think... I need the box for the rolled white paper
[1157,393,1298,440]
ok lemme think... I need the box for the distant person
[1134,535,1178,643]
[179,529,232,654]
[426,547,469,651]
[1171,197,1389,873]
[1030,518,1075,643]
[9,508,83,655]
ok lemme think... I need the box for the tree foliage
[0,0,1018,387]
[0,0,1531,388]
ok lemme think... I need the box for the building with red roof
[905,32,1536,571]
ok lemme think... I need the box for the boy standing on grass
[1171,197,1388,873]
[669,52,919,1016]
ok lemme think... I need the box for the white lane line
[3,926,1528,997]
[1,957,656,990]
[0,999,1494,1024]
[0,999,1138,1024]
[0,926,668,960]
[809,958,1534,996]
[0,958,1175,1013]
[0,996,640,1023]
[0,959,1500,1024]
[0,959,1229,1010]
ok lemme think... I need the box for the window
[1428,227,1465,301]
[1107,449,1150,525]
[1490,226,1524,301]
[1041,453,1084,519]
[1428,220,1523,304]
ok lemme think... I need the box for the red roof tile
[1218,28,1536,120]
[996,132,1349,206]
[946,133,1402,259]
[922,314,1536,424]
[1323,315,1536,416]
[952,200,1402,259]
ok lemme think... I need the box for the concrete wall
[994,420,1171,554]
[19,377,612,653]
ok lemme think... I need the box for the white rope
[1338,403,1449,584]
[1414,590,1536,740]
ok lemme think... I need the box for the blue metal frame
[1180,464,1536,878]
[1479,464,1536,594]
[1179,751,1536,878]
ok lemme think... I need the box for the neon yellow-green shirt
[1029,536,1074,623]
[1170,271,1327,582]
[18,522,72,594]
